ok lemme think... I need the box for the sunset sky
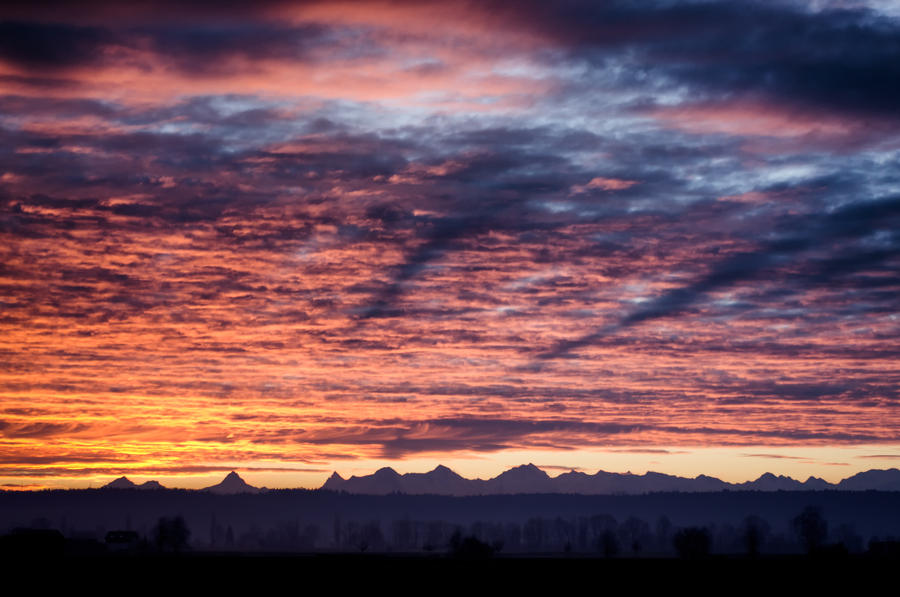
[1,0,899,490]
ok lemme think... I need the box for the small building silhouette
[105,530,140,553]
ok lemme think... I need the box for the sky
[1,0,898,490]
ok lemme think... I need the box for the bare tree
[791,506,827,554]
[153,516,190,553]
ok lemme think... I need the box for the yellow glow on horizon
[4,445,899,492]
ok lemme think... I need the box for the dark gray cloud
[0,18,366,75]
[0,20,114,69]
[540,196,900,358]
[286,416,886,457]
[509,0,900,119]
[3,0,899,121]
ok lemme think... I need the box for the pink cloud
[570,177,638,194]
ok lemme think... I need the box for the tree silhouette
[673,527,711,559]
[590,514,618,557]
[523,517,545,551]
[361,521,384,552]
[655,516,673,553]
[599,530,619,558]
[834,523,862,554]
[620,516,650,556]
[449,530,494,559]
[153,516,190,553]
[791,506,827,554]
[740,515,769,557]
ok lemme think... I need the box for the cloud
[0,421,91,438]
[0,21,115,69]
[0,0,898,484]
[539,196,900,358]
[505,0,900,120]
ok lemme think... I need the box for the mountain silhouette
[320,465,900,495]
[802,476,831,490]
[102,476,167,490]
[392,465,471,495]
[101,466,900,495]
[838,468,900,491]
[322,471,345,490]
[736,472,806,491]
[490,463,552,493]
[103,476,137,489]
[202,471,263,494]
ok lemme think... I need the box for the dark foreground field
[6,553,897,593]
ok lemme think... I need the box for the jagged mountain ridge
[322,464,900,495]
[99,466,900,495]
[102,471,267,494]
[102,476,166,490]
[202,471,266,495]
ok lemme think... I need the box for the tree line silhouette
[3,505,892,558]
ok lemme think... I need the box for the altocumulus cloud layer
[0,0,898,486]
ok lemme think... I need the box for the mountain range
[321,464,900,495]
[103,477,166,490]
[102,471,266,494]
[100,465,900,495]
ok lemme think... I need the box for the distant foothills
[93,464,900,495]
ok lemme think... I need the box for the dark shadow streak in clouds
[537,196,900,359]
